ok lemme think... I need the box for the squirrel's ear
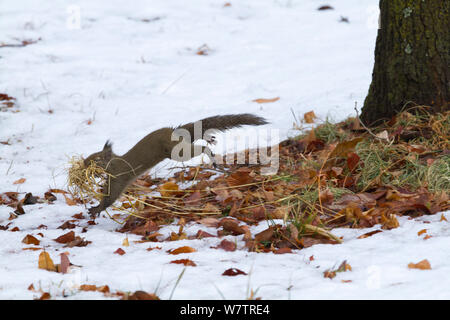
[103,140,113,157]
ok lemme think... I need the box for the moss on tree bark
[361,0,449,126]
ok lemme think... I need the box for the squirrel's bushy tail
[179,113,268,140]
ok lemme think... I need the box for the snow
[1,0,448,299]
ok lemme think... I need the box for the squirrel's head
[83,140,114,169]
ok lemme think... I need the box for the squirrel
[83,113,268,217]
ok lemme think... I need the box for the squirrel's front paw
[88,205,102,218]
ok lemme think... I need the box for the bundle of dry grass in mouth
[67,156,113,203]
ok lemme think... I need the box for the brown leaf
[22,234,40,245]
[38,292,51,300]
[318,5,334,10]
[59,252,71,274]
[216,239,236,252]
[357,230,382,239]
[126,291,160,300]
[159,182,181,197]
[346,152,360,171]
[272,206,289,219]
[170,259,197,267]
[130,220,159,236]
[57,221,77,230]
[220,218,246,235]
[196,230,216,238]
[226,168,254,187]
[222,268,247,276]
[72,212,85,219]
[54,231,75,244]
[198,217,220,228]
[303,111,317,124]
[203,203,221,214]
[168,246,197,255]
[252,97,280,104]
[408,259,431,270]
[80,284,98,291]
[183,191,202,206]
[273,247,292,254]
[13,178,26,185]
[64,236,91,247]
[63,194,77,206]
[38,251,57,272]
[328,138,363,160]
[114,248,126,255]
[254,226,276,243]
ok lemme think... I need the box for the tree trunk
[361,0,449,126]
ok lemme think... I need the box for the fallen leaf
[168,246,197,255]
[38,292,51,300]
[196,230,216,238]
[159,181,180,197]
[114,248,126,255]
[216,239,236,252]
[63,194,77,206]
[252,97,280,104]
[126,291,160,300]
[222,268,247,276]
[303,111,316,124]
[318,5,334,10]
[13,178,26,185]
[170,259,197,267]
[417,229,427,236]
[220,218,246,235]
[357,230,382,239]
[59,253,71,274]
[273,247,292,254]
[38,251,57,272]
[22,234,40,245]
[80,284,98,291]
[408,259,431,270]
[54,231,75,244]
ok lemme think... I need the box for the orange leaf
[13,178,26,185]
[38,251,57,272]
[168,246,196,255]
[38,292,51,300]
[63,194,77,206]
[159,182,180,197]
[80,284,98,291]
[303,111,316,124]
[170,259,197,266]
[22,234,40,245]
[252,97,280,104]
[417,229,427,236]
[408,259,431,270]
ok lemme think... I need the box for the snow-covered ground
[1,0,449,299]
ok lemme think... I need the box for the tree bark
[361,0,449,126]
